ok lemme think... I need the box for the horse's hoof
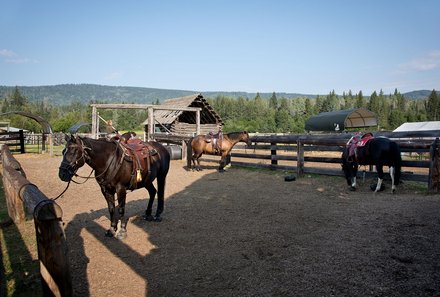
[116,230,127,240]
[370,183,385,191]
[144,214,154,221]
[153,216,162,222]
[349,186,356,191]
[105,229,115,237]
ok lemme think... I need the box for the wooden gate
[0,130,25,153]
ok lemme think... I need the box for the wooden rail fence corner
[1,145,72,297]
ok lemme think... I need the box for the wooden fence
[211,131,440,191]
[0,130,25,153]
[1,145,72,296]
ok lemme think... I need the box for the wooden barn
[146,93,223,136]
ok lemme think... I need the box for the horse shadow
[63,168,253,296]
[63,199,151,296]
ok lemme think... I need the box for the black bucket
[165,145,182,160]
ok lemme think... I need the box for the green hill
[0,84,436,105]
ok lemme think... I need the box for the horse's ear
[64,133,73,142]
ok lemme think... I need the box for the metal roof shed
[305,108,378,132]
[393,121,440,132]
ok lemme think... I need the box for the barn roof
[393,121,440,132]
[305,108,377,132]
[153,93,223,125]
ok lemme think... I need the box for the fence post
[428,138,440,192]
[186,139,193,169]
[270,142,277,170]
[19,129,25,153]
[297,138,304,177]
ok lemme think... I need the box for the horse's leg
[154,174,166,222]
[389,166,396,193]
[101,186,117,237]
[193,152,203,171]
[218,153,227,172]
[190,153,197,170]
[375,165,385,193]
[224,153,232,169]
[350,176,357,190]
[115,186,128,239]
[144,183,157,221]
[349,165,358,191]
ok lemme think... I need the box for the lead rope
[51,180,71,201]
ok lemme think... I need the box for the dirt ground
[14,154,440,297]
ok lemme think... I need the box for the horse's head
[241,131,251,146]
[341,147,358,190]
[58,134,88,182]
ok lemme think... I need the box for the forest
[0,86,439,134]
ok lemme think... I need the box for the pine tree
[355,91,364,108]
[426,89,439,120]
[9,86,28,110]
[269,92,278,110]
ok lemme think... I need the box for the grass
[24,144,64,155]
[0,179,42,297]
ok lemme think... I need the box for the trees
[426,89,439,120]
[0,86,437,134]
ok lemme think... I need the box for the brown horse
[190,131,251,172]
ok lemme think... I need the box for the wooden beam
[91,106,97,139]
[90,103,201,112]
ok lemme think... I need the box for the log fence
[224,131,440,191]
[1,145,72,296]
[0,130,25,153]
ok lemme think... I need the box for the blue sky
[1,0,439,95]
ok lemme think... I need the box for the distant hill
[0,84,316,105]
[401,90,436,100]
[0,84,197,105]
[0,84,436,105]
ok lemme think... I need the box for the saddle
[347,133,374,160]
[205,131,223,154]
[119,138,157,185]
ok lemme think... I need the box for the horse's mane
[225,131,245,141]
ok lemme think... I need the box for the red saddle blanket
[347,133,374,157]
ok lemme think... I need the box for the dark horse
[191,131,251,172]
[59,134,170,239]
[342,135,401,193]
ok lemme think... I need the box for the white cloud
[0,49,18,58]
[400,50,440,72]
[104,71,124,81]
[5,58,34,64]
[0,49,38,64]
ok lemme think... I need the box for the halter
[59,138,89,177]
[59,137,122,186]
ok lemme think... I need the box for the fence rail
[0,130,25,153]
[1,145,72,296]
[221,131,440,191]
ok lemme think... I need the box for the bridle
[54,137,121,200]
[59,138,89,179]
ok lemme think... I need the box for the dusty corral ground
[14,154,440,297]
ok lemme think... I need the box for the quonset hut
[305,108,378,132]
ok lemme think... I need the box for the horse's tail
[392,141,402,186]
